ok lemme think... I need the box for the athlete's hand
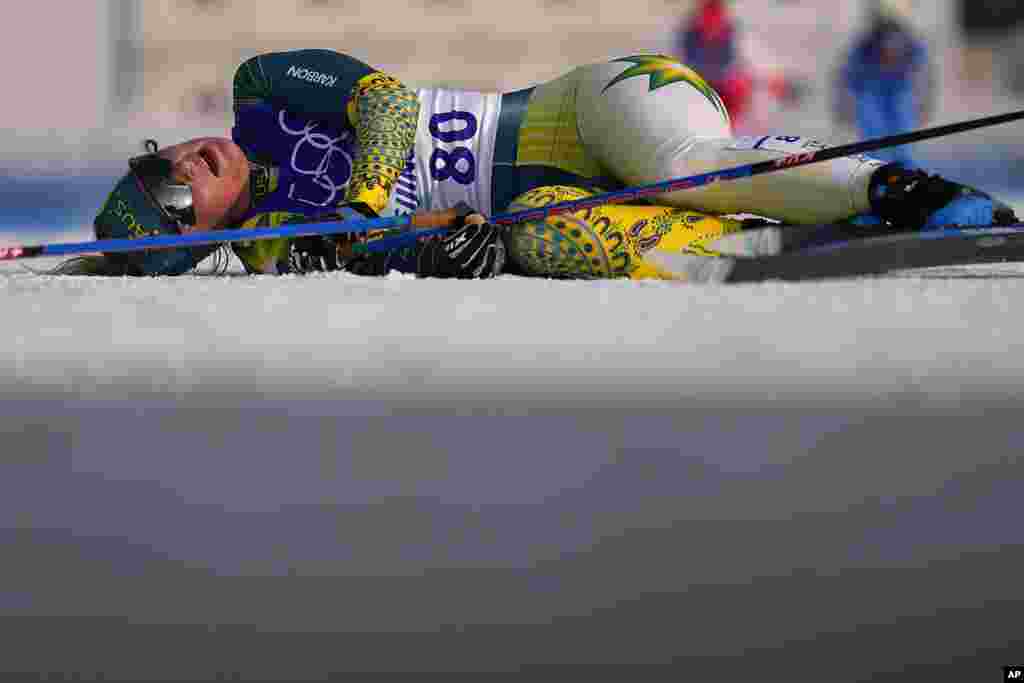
[290,202,378,273]
[416,203,506,279]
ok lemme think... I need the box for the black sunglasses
[128,140,197,227]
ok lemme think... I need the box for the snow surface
[3,227,1024,401]
[2,220,1023,677]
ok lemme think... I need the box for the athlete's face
[157,138,250,230]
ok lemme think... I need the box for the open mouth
[198,148,220,177]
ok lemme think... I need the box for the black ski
[646,225,1024,283]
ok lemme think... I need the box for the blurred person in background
[61,49,1015,280]
[677,0,754,129]
[676,0,806,133]
[835,0,932,165]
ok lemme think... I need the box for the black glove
[415,203,506,279]
[290,202,377,274]
[289,235,341,273]
[869,164,1017,231]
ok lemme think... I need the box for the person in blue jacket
[837,1,932,165]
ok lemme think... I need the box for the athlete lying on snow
[65,49,1017,279]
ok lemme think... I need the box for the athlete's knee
[504,186,631,278]
[504,185,743,280]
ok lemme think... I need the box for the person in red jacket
[677,0,754,128]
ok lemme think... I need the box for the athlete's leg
[572,56,1016,229]
[573,56,883,224]
[504,185,744,280]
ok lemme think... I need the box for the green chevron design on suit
[602,55,730,123]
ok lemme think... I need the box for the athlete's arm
[232,49,420,215]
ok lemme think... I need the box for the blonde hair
[49,255,142,276]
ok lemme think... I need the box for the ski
[645,225,1024,283]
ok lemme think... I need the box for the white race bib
[383,87,501,217]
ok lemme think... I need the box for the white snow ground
[4,217,1024,403]
[2,216,1023,679]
